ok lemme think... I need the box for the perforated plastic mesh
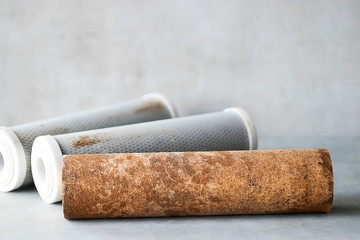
[9,97,173,186]
[54,110,250,156]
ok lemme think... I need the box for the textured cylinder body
[0,94,174,191]
[62,149,334,219]
[53,109,253,155]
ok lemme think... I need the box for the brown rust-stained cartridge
[62,149,334,219]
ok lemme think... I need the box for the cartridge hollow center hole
[36,158,46,184]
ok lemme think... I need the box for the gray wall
[1,0,359,138]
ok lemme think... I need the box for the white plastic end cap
[31,135,63,203]
[224,108,258,150]
[142,93,178,118]
[0,127,27,192]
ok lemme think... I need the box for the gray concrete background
[0,0,359,138]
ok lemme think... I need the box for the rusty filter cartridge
[31,108,257,203]
[0,93,176,192]
[62,149,333,219]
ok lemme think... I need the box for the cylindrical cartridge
[62,149,333,219]
[31,108,257,203]
[0,93,176,191]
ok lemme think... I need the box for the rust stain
[317,148,334,201]
[135,102,163,114]
[318,149,333,173]
[72,136,102,148]
[51,128,70,135]
[62,150,334,219]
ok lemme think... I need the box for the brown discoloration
[318,149,333,174]
[72,136,102,148]
[135,102,163,114]
[317,148,334,210]
[50,128,70,135]
[62,149,334,219]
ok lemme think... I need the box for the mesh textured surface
[54,111,250,156]
[10,98,173,186]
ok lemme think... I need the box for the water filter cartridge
[0,93,176,192]
[31,108,257,203]
[62,149,333,219]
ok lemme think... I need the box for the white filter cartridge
[31,108,257,203]
[0,93,176,192]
